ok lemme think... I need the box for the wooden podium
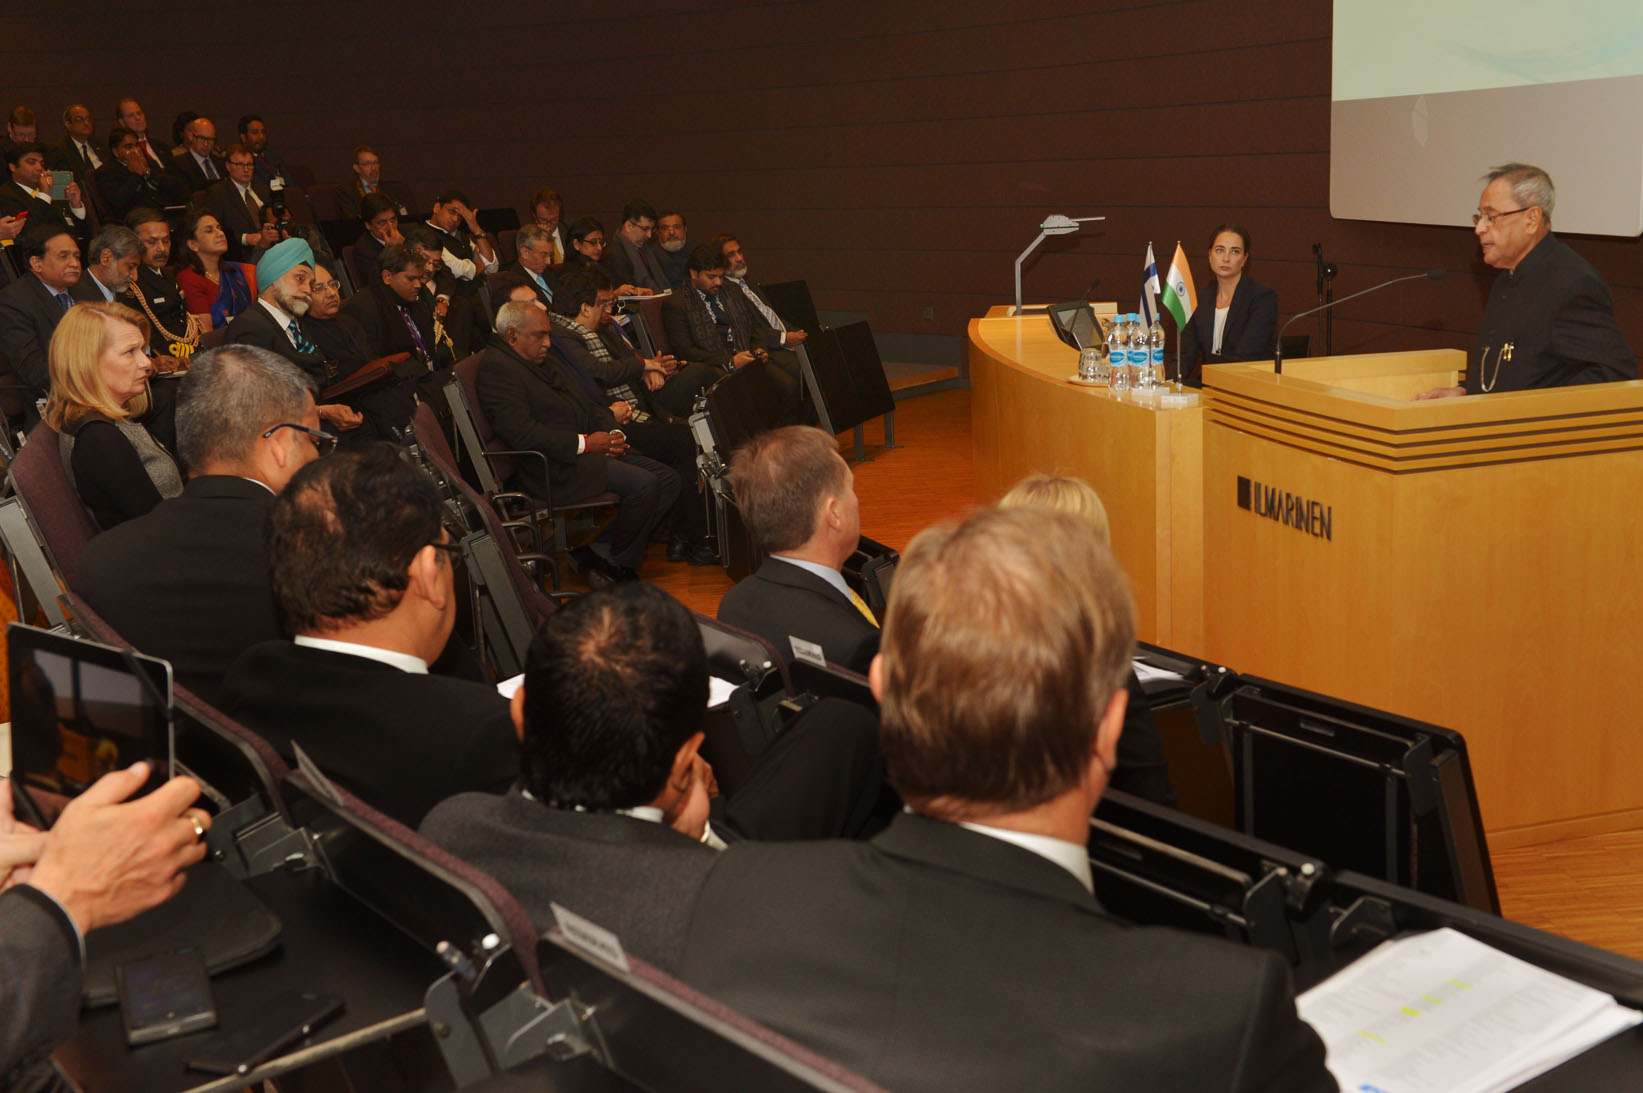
[969,306,1205,653]
[1201,351,1643,845]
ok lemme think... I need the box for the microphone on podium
[1273,269,1447,374]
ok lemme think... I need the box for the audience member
[0,221,84,414]
[998,474,1177,807]
[563,217,608,273]
[487,272,541,315]
[6,106,37,145]
[584,266,717,418]
[656,208,689,287]
[173,116,225,193]
[351,192,403,285]
[93,126,188,223]
[220,446,518,827]
[478,301,678,583]
[70,226,141,305]
[0,142,89,247]
[508,223,558,307]
[0,768,209,1088]
[600,199,668,294]
[337,144,404,220]
[528,187,567,264]
[74,345,327,703]
[125,207,202,361]
[680,506,1334,1092]
[549,270,712,565]
[176,210,257,329]
[113,98,169,170]
[422,582,888,966]
[206,143,278,263]
[423,189,497,354]
[224,237,367,435]
[719,233,807,347]
[663,242,800,414]
[167,111,200,155]
[306,260,412,443]
[237,114,288,186]
[46,301,181,529]
[50,104,103,183]
[717,426,876,670]
[342,242,451,367]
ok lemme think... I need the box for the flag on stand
[1161,241,1198,329]
[1140,243,1161,327]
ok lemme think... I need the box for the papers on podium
[1298,927,1641,1093]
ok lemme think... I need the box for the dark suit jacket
[420,786,717,970]
[352,229,389,287]
[205,178,274,263]
[717,557,879,673]
[92,161,188,223]
[662,283,781,369]
[1468,232,1637,393]
[74,475,282,705]
[220,642,518,828]
[342,282,445,365]
[0,886,84,1090]
[49,136,101,179]
[600,236,669,293]
[0,182,88,247]
[174,149,226,194]
[504,260,556,308]
[1179,274,1278,387]
[224,301,328,385]
[475,339,615,504]
[130,265,194,355]
[0,273,68,400]
[681,812,1334,1093]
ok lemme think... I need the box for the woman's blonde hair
[999,474,1110,545]
[44,301,153,430]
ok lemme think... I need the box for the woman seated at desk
[176,210,257,329]
[46,301,183,530]
[1178,223,1277,387]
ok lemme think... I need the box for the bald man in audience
[717,426,878,672]
[221,445,518,827]
[681,506,1335,1092]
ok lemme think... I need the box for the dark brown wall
[10,1,1643,366]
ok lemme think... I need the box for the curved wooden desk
[968,306,1205,654]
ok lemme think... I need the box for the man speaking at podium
[1422,163,1635,398]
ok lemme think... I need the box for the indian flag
[1161,242,1197,328]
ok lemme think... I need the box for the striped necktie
[288,319,317,355]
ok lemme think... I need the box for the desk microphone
[1274,269,1446,374]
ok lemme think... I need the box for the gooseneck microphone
[1273,269,1447,374]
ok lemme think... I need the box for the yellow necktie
[848,589,879,628]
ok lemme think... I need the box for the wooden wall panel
[4,1,1638,369]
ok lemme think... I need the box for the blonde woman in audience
[46,301,183,530]
[1000,473,1177,806]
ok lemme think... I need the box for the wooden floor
[651,385,1643,963]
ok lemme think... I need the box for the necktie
[399,307,430,357]
[203,157,219,181]
[741,280,785,332]
[848,588,879,628]
[56,293,71,314]
[243,186,260,228]
[140,138,154,164]
[288,319,317,355]
[551,233,563,265]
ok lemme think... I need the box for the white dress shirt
[957,820,1095,893]
[293,634,429,674]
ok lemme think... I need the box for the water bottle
[1110,315,1133,393]
[1103,317,1124,389]
[1147,316,1166,389]
[1126,313,1145,389]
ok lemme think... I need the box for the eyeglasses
[228,160,254,169]
[1472,208,1530,228]
[582,237,605,248]
[262,422,338,456]
[314,279,341,292]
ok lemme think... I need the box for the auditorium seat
[8,421,98,586]
[305,183,342,223]
[630,294,670,357]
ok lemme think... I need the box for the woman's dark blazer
[1178,274,1277,387]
